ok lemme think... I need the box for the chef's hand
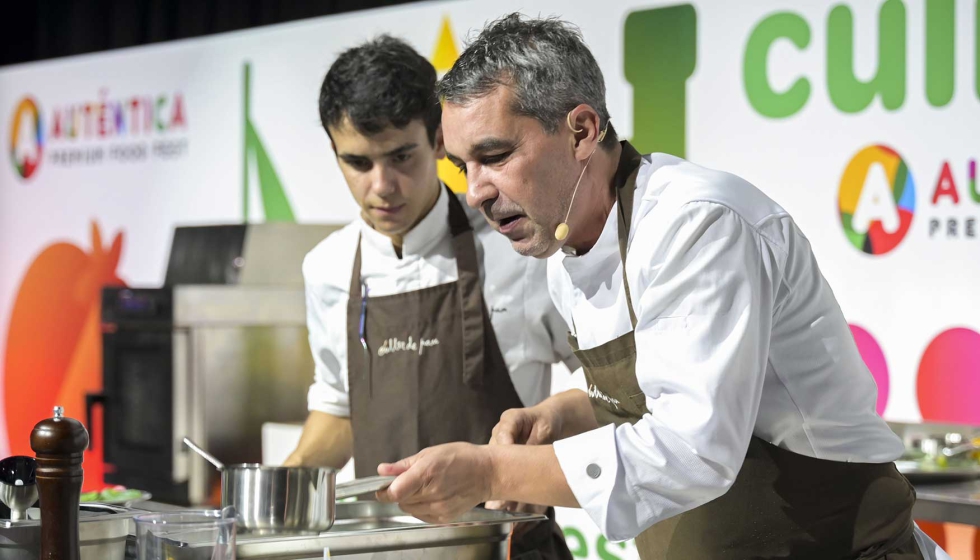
[375,442,493,524]
[491,404,563,446]
[484,404,562,512]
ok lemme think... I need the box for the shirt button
[586,464,601,479]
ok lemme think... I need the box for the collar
[560,141,642,258]
[559,197,620,277]
[359,184,450,259]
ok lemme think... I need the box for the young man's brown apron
[568,141,924,560]
[346,188,571,560]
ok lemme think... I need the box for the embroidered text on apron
[568,142,923,560]
[346,187,571,560]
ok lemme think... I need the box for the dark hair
[319,35,441,144]
[438,13,616,147]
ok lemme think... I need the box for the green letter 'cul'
[744,12,812,118]
[925,0,955,107]
[827,0,907,113]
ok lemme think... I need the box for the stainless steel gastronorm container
[151,501,546,559]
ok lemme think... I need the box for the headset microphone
[555,114,609,241]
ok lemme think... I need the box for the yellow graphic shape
[432,16,460,74]
[431,15,467,194]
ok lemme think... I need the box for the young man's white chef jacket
[549,153,945,559]
[303,185,579,417]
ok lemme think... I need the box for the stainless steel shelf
[912,480,980,526]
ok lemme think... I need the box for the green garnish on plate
[80,488,149,504]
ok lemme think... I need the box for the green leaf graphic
[247,121,296,222]
[243,62,296,223]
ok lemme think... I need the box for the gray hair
[438,13,617,145]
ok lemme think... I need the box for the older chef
[282,35,575,560]
[377,14,950,560]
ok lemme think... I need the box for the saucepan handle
[335,475,395,500]
[182,437,225,470]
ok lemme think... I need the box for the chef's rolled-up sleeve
[554,201,778,541]
[303,255,352,418]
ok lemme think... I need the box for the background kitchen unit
[88,223,339,505]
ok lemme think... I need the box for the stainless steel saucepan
[183,437,394,532]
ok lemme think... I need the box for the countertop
[912,479,980,525]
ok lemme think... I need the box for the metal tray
[0,503,144,560]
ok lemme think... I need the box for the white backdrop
[3,1,978,557]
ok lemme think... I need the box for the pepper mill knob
[30,405,89,560]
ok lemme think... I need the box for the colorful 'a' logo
[838,145,915,255]
[9,97,43,180]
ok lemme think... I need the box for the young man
[283,35,574,560]
[376,15,949,560]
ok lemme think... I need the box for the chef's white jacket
[303,186,579,417]
[550,153,945,560]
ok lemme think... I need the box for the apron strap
[349,236,363,301]
[614,141,644,329]
[348,236,371,394]
[445,187,487,388]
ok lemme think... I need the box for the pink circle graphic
[917,328,980,424]
[849,324,889,416]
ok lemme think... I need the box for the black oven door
[102,328,173,478]
[91,287,189,503]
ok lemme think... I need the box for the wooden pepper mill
[30,406,89,560]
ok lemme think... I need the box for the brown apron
[346,187,571,560]
[568,142,924,560]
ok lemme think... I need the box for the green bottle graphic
[624,4,698,158]
[242,62,296,222]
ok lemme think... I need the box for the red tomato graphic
[4,222,125,491]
